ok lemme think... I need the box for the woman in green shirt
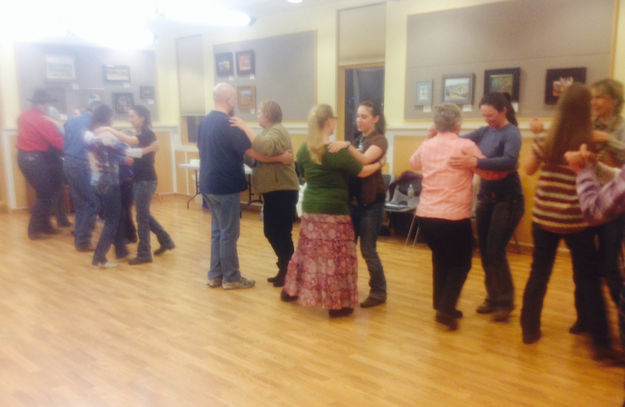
[281,104,384,318]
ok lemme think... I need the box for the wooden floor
[0,195,623,406]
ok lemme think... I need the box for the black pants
[591,216,625,307]
[521,224,611,349]
[17,150,55,237]
[262,190,298,271]
[419,217,473,315]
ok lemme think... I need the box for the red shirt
[16,108,64,152]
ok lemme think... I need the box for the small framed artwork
[415,80,433,106]
[140,86,155,100]
[544,67,586,105]
[112,92,134,114]
[215,52,234,77]
[484,68,521,102]
[442,74,475,105]
[237,85,256,110]
[104,65,131,82]
[236,50,255,76]
[45,55,76,81]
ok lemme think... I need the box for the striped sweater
[531,140,587,234]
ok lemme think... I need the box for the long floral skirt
[283,213,358,310]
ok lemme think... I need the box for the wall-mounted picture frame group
[112,92,134,114]
[544,67,586,105]
[236,50,255,76]
[484,68,520,102]
[215,52,234,77]
[104,65,131,82]
[45,55,76,81]
[237,85,256,110]
[442,74,475,105]
[415,79,433,106]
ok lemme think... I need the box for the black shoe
[42,228,61,235]
[58,220,72,228]
[280,290,298,302]
[522,330,542,344]
[476,300,495,314]
[435,311,458,331]
[594,347,625,365]
[329,307,354,318]
[154,242,175,256]
[267,275,278,283]
[492,306,513,322]
[360,295,386,308]
[569,321,587,334]
[128,257,153,265]
[452,309,463,319]
[273,277,285,288]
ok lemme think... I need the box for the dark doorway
[344,66,384,143]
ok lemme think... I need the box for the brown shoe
[222,277,255,290]
[207,277,223,288]
[360,295,386,308]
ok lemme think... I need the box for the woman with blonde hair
[521,84,616,360]
[281,104,384,318]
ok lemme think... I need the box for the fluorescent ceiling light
[288,0,303,3]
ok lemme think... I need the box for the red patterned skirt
[283,213,358,310]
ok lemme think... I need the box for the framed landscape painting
[484,68,520,102]
[442,74,475,105]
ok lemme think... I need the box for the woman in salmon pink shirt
[409,103,483,331]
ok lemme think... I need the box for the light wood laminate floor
[0,195,623,406]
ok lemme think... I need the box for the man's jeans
[134,180,173,260]
[203,193,242,283]
[63,156,99,249]
[18,150,55,237]
[351,200,387,298]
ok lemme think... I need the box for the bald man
[198,83,255,290]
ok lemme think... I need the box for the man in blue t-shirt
[198,83,255,290]
[63,101,101,251]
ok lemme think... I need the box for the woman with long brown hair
[521,84,616,360]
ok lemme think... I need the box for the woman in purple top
[449,92,524,322]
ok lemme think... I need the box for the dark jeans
[63,156,99,249]
[47,151,69,226]
[93,184,124,265]
[262,190,298,272]
[351,200,387,298]
[134,180,173,260]
[419,217,473,315]
[17,150,55,237]
[592,216,625,307]
[476,195,524,308]
[521,224,611,349]
[119,180,136,251]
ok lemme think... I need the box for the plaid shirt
[577,164,625,224]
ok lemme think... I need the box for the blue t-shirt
[63,112,91,161]
[198,111,251,194]
[462,123,523,197]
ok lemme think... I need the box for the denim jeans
[351,200,387,297]
[262,190,298,273]
[118,180,136,256]
[134,180,173,260]
[17,150,55,237]
[419,217,472,314]
[521,224,611,348]
[93,184,122,265]
[475,195,524,308]
[63,156,99,249]
[203,193,242,283]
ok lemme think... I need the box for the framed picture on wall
[112,92,134,114]
[237,85,256,110]
[442,74,475,105]
[104,65,131,82]
[484,68,520,102]
[215,52,234,77]
[236,50,255,76]
[45,55,76,81]
[415,80,433,105]
[544,67,586,104]
[140,86,155,99]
